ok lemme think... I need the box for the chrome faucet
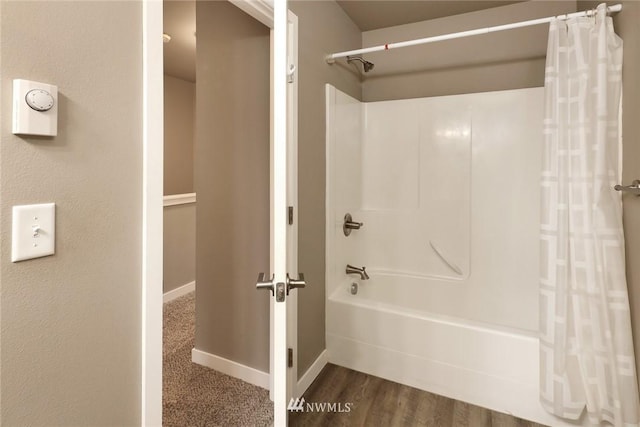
[346,264,369,280]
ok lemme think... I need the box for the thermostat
[26,89,55,112]
[12,79,58,136]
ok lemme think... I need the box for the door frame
[141,1,298,425]
[141,1,163,425]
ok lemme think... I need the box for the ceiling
[162,0,525,82]
[336,1,524,32]
[163,0,196,82]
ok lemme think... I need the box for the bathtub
[326,289,565,425]
[325,85,580,426]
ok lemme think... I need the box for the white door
[256,1,300,425]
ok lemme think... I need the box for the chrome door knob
[256,272,275,295]
[286,273,306,295]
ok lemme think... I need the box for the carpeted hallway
[163,293,273,426]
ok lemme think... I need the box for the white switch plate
[12,79,58,136]
[12,203,56,262]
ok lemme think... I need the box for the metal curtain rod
[325,4,622,62]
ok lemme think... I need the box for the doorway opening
[144,1,299,425]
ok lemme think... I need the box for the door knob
[256,272,275,295]
[257,273,286,302]
[286,273,306,295]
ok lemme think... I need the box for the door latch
[286,273,306,295]
[256,273,275,295]
[257,273,286,302]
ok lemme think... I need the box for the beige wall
[164,75,195,295]
[164,203,196,294]
[362,1,577,101]
[578,0,640,380]
[164,74,195,195]
[288,0,362,377]
[194,1,271,371]
[0,1,142,425]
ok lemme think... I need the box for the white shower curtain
[540,3,640,426]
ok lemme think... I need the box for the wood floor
[290,364,547,427]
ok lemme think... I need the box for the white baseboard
[192,348,270,390]
[163,281,195,303]
[296,349,329,396]
[163,192,196,207]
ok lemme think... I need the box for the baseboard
[163,192,196,207]
[296,349,328,396]
[163,281,195,303]
[191,348,270,390]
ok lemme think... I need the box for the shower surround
[325,85,573,426]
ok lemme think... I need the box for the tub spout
[346,264,369,280]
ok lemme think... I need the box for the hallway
[163,294,273,426]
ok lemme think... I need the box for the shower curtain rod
[325,4,622,63]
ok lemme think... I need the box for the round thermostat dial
[25,89,54,112]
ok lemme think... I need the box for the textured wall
[288,0,362,377]
[164,203,196,294]
[362,1,577,101]
[0,1,142,425]
[194,1,271,371]
[164,74,195,195]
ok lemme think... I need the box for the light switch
[12,79,58,136]
[12,203,55,262]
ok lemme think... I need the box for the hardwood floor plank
[467,403,492,427]
[452,400,470,427]
[412,389,439,427]
[291,364,548,427]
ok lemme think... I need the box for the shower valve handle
[343,213,364,236]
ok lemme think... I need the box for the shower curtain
[539,3,640,426]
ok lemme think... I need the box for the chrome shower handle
[614,180,640,196]
[343,213,363,236]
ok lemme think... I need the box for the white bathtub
[325,85,581,426]
[326,289,576,426]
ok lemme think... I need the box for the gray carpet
[163,292,273,426]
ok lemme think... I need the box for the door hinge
[288,206,294,225]
[288,348,294,368]
[287,64,296,84]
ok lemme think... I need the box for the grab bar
[614,180,640,196]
